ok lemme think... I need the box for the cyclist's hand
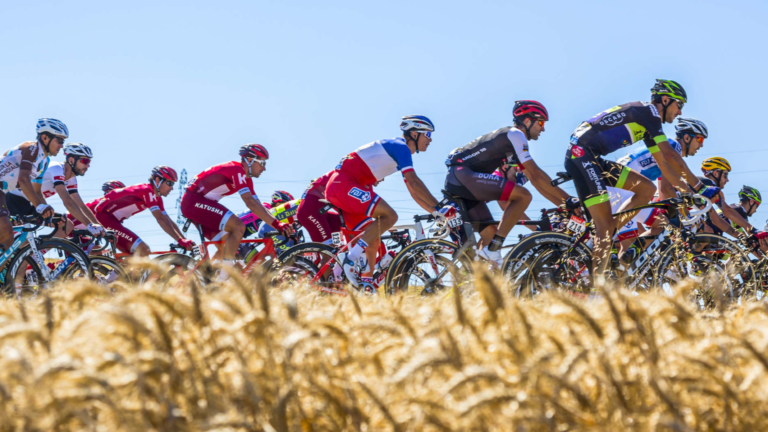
[178,238,196,251]
[87,223,105,236]
[698,184,721,201]
[36,204,54,219]
[432,206,457,223]
[271,220,294,236]
[515,171,529,186]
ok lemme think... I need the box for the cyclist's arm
[17,170,45,208]
[658,176,676,200]
[402,171,439,212]
[68,192,100,225]
[521,160,570,205]
[54,185,97,225]
[241,192,278,227]
[650,141,690,191]
[661,145,700,188]
[707,207,740,237]
[721,199,755,232]
[151,209,186,242]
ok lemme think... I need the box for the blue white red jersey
[335,138,414,186]
[617,138,682,181]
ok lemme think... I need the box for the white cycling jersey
[10,162,77,200]
[0,142,49,193]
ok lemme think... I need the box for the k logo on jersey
[348,187,371,203]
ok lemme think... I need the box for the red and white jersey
[186,161,256,202]
[93,183,165,222]
[335,138,414,186]
[11,162,77,199]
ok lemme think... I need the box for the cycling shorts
[297,189,342,242]
[6,193,35,218]
[564,145,630,208]
[443,166,515,223]
[94,212,142,253]
[180,192,233,241]
[325,170,380,231]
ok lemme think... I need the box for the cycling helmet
[675,117,708,138]
[651,79,687,103]
[271,190,294,205]
[240,143,269,159]
[739,185,762,204]
[63,143,93,158]
[400,115,435,132]
[702,157,732,172]
[36,118,69,138]
[513,100,549,121]
[102,180,126,194]
[150,166,178,182]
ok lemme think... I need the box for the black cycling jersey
[570,101,668,157]
[445,127,531,174]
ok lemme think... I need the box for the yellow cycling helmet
[701,156,732,172]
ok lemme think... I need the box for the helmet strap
[681,135,690,157]
[660,99,671,124]
[152,177,163,192]
[67,156,84,177]
[38,135,51,155]
[516,119,532,140]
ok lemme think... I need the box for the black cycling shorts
[444,166,515,223]
[6,193,35,218]
[564,145,631,208]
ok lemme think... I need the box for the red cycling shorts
[94,212,142,254]
[297,188,343,242]
[180,192,233,240]
[325,170,380,231]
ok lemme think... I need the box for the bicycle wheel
[654,233,755,307]
[520,245,593,298]
[64,255,128,283]
[501,232,591,296]
[4,238,90,296]
[384,239,472,296]
[152,253,205,286]
[276,242,344,293]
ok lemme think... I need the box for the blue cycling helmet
[36,118,69,138]
[400,115,435,132]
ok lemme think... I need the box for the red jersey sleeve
[232,164,256,197]
[143,186,165,213]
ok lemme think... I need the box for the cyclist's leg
[565,146,617,277]
[297,191,338,244]
[0,192,17,250]
[358,199,397,278]
[611,164,657,228]
[96,212,147,256]
[180,192,235,260]
[221,213,245,260]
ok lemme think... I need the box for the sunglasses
[78,157,91,165]
[164,180,175,187]
[256,159,267,167]
[687,134,704,144]
[676,100,684,110]
[53,136,66,144]
[421,131,432,138]
[537,120,546,127]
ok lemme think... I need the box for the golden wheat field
[1,262,768,432]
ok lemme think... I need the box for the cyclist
[180,144,293,281]
[94,166,194,256]
[296,171,342,244]
[7,143,103,238]
[610,117,707,252]
[444,100,577,266]
[564,79,718,278]
[698,158,765,239]
[69,180,125,232]
[0,118,66,250]
[235,190,302,259]
[326,115,453,291]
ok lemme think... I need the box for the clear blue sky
[2,0,767,249]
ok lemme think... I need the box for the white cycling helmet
[675,117,708,138]
[36,118,69,138]
[63,143,93,158]
[400,115,435,132]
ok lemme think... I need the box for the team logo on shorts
[571,145,585,158]
[348,187,371,203]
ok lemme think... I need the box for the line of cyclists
[3,78,767,292]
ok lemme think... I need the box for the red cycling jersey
[186,161,255,202]
[93,183,165,221]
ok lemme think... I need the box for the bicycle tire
[654,233,755,307]
[501,232,591,294]
[519,244,593,298]
[4,238,90,295]
[384,239,472,296]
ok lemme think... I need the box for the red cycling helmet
[240,143,269,159]
[513,100,549,121]
[150,166,178,183]
[102,180,126,194]
[271,190,294,205]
